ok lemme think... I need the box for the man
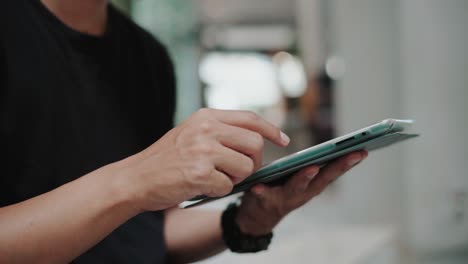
[0,0,367,263]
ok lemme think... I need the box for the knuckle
[252,133,264,151]
[244,111,260,122]
[197,108,212,116]
[191,163,212,181]
[240,158,255,177]
[219,181,234,196]
[247,159,255,174]
[195,108,216,120]
[196,144,216,156]
[208,179,233,197]
[198,120,215,135]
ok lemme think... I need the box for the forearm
[0,162,140,264]
[165,208,226,264]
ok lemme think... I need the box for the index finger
[210,109,290,146]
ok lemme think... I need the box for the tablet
[180,119,419,209]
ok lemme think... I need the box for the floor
[195,195,398,264]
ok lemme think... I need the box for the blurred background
[112,0,467,263]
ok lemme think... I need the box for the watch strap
[221,202,273,253]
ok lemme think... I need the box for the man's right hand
[116,108,290,212]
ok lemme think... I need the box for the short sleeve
[158,43,176,129]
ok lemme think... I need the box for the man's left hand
[235,150,368,236]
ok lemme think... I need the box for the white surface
[197,221,397,264]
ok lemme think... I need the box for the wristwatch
[221,202,273,253]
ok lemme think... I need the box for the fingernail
[347,156,362,167]
[280,131,290,145]
[307,169,319,179]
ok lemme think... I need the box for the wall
[400,0,468,261]
[132,0,201,123]
[329,0,405,227]
[330,0,468,262]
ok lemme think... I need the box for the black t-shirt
[0,0,175,263]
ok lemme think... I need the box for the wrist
[222,203,273,253]
[102,157,146,215]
